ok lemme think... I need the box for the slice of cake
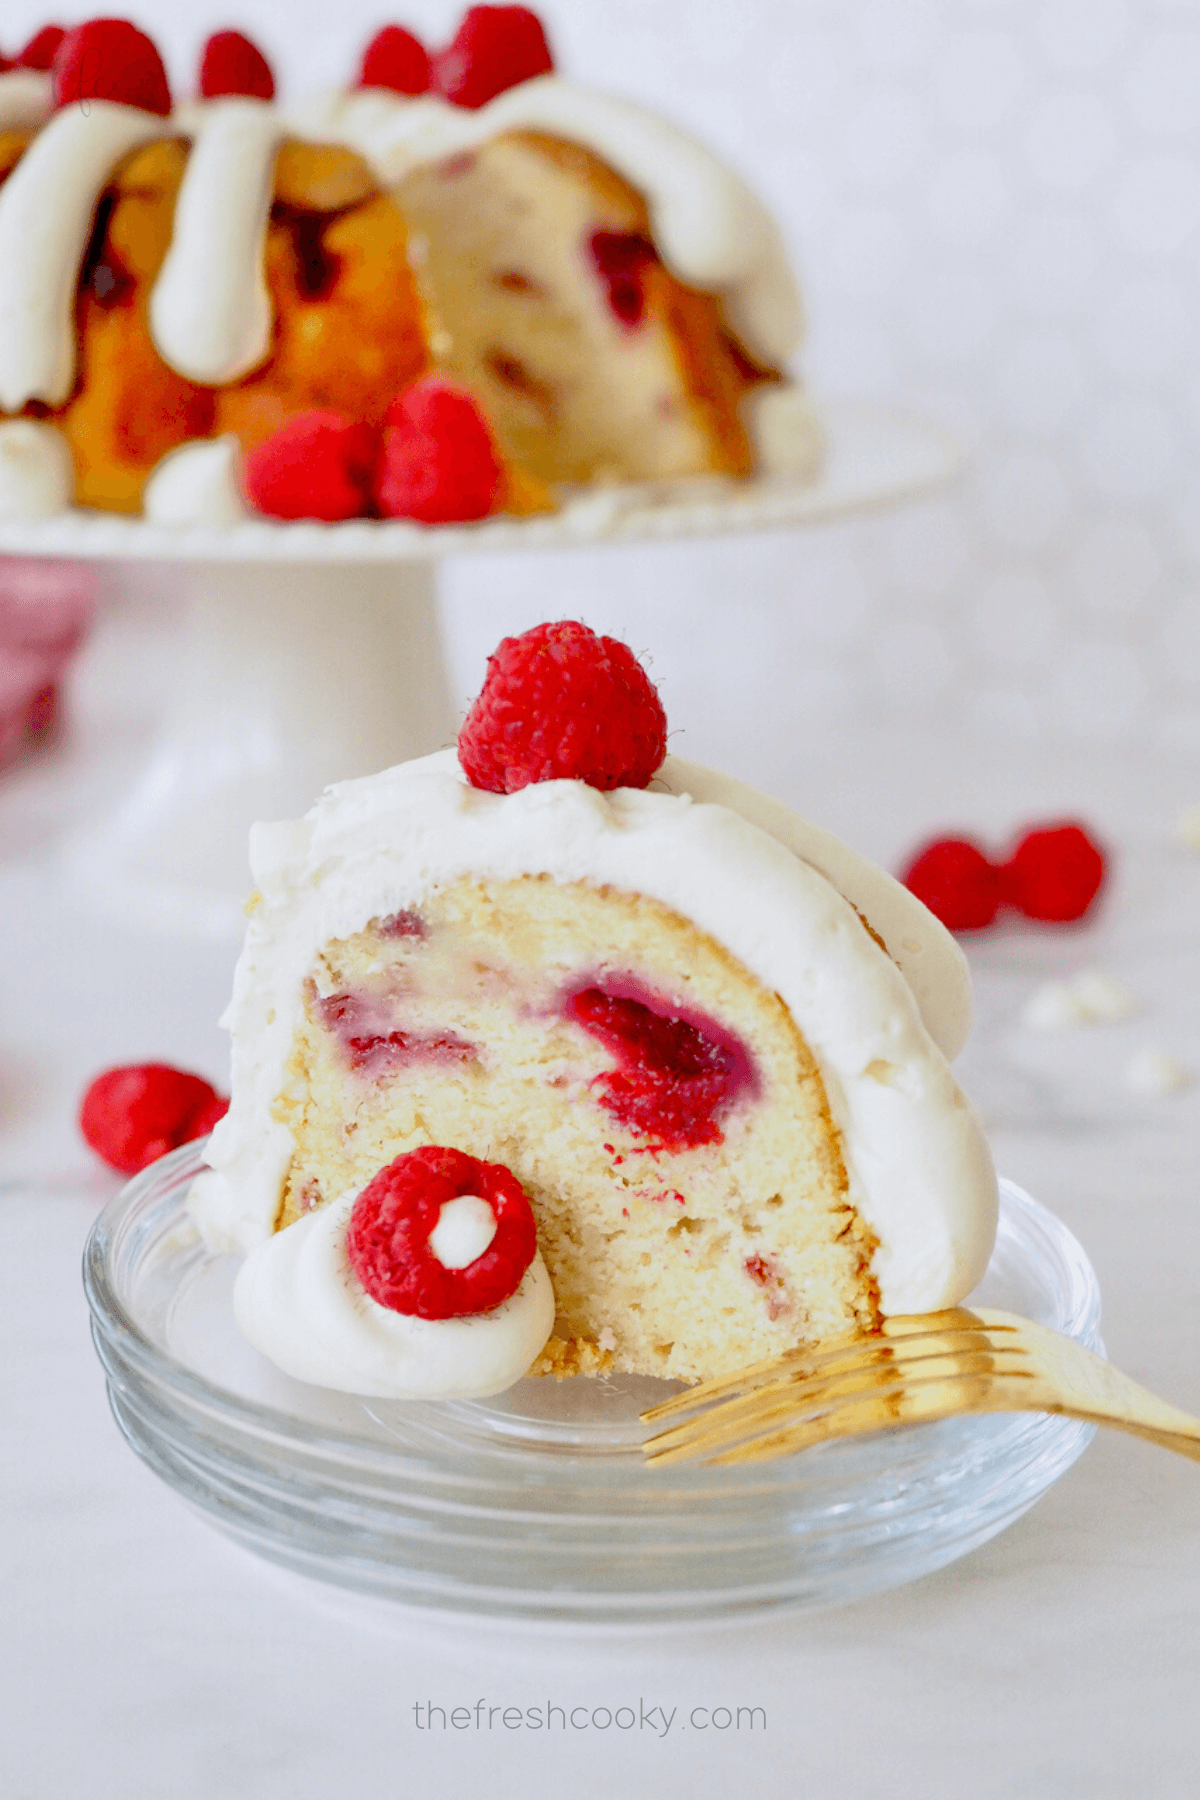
[191,622,998,1399]
[0,12,819,524]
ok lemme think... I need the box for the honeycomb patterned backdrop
[7,0,1198,765]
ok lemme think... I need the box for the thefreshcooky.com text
[411,1700,765,1736]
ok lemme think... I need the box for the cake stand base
[66,561,451,940]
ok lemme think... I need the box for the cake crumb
[1124,1047,1193,1095]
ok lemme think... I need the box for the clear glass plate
[84,1143,1099,1627]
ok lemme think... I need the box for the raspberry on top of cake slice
[192,620,998,1401]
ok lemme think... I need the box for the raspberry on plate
[457,618,668,794]
[901,836,1001,932]
[244,412,376,522]
[1001,822,1106,923]
[80,1064,229,1176]
[431,5,553,109]
[199,30,275,101]
[51,20,172,116]
[346,1146,538,1318]
[357,24,430,95]
[374,375,502,523]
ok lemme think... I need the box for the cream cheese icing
[148,97,284,384]
[193,749,997,1316]
[142,434,251,525]
[0,419,73,517]
[0,100,166,411]
[232,1185,555,1397]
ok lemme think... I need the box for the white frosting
[233,1186,555,1397]
[193,749,997,1317]
[428,1194,498,1269]
[0,69,53,133]
[142,435,251,525]
[0,100,165,410]
[0,419,73,517]
[282,75,801,366]
[149,98,283,384]
[743,384,824,479]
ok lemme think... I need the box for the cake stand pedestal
[0,400,961,939]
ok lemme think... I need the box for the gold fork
[640,1307,1200,1468]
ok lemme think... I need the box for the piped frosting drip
[149,97,284,384]
[0,100,165,410]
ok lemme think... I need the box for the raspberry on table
[374,375,502,524]
[901,837,1002,932]
[357,24,430,95]
[431,6,553,109]
[458,619,668,794]
[1001,822,1107,923]
[346,1145,538,1319]
[244,412,376,522]
[79,1064,229,1176]
[199,30,275,101]
[51,20,172,116]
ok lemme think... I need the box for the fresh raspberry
[346,1146,538,1319]
[374,375,502,524]
[902,836,1002,932]
[52,20,172,116]
[244,412,376,522]
[17,24,66,70]
[198,30,275,101]
[458,619,668,794]
[357,24,430,95]
[1001,822,1107,923]
[570,985,749,1151]
[430,6,553,109]
[590,231,655,327]
[79,1064,229,1176]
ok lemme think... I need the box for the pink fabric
[0,560,96,766]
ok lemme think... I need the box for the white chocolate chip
[1174,804,1200,851]
[427,1194,497,1270]
[1124,1047,1193,1096]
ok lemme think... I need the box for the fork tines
[640,1307,1033,1467]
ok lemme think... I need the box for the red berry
[431,5,553,110]
[458,619,668,794]
[17,24,66,70]
[80,1064,229,1177]
[52,20,171,116]
[902,836,1001,932]
[199,30,275,101]
[346,1146,538,1319]
[357,24,430,95]
[1001,822,1106,923]
[244,412,376,522]
[374,375,502,524]
[590,231,655,327]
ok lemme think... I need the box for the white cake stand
[0,400,959,938]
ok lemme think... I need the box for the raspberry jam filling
[588,231,655,327]
[565,975,756,1150]
[316,989,474,1078]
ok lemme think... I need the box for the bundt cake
[190,622,998,1399]
[0,13,820,526]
